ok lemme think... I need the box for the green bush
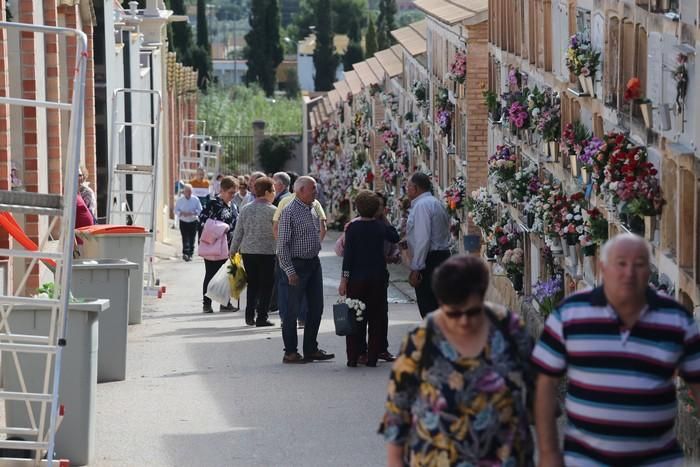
[258,136,296,173]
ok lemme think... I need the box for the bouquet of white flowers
[333,298,366,336]
[344,298,366,322]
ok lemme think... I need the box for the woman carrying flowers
[380,255,534,466]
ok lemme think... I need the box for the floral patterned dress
[379,310,534,467]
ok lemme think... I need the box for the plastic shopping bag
[228,253,247,300]
[206,263,232,305]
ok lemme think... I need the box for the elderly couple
[379,233,700,466]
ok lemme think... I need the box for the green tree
[244,0,284,96]
[313,0,337,91]
[365,16,378,57]
[289,0,366,41]
[195,0,212,90]
[376,0,397,50]
[342,17,363,71]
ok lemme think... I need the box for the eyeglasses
[443,306,483,320]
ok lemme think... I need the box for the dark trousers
[359,269,391,355]
[242,253,275,323]
[415,250,451,318]
[203,258,227,306]
[346,278,388,364]
[179,220,197,256]
[283,257,323,356]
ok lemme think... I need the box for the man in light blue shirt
[405,172,451,317]
[174,184,202,261]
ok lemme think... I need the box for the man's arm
[535,373,564,467]
[408,203,431,271]
[276,209,296,279]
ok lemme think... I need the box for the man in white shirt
[174,184,203,261]
[405,172,451,317]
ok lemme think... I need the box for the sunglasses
[444,306,483,319]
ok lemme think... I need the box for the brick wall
[44,1,62,196]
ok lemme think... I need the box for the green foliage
[376,0,397,50]
[284,69,300,99]
[313,0,337,91]
[289,0,367,41]
[258,136,297,173]
[244,0,284,97]
[365,16,378,57]
[343,42,364,71]
[397,9,425,27]
[167,0,211,90]
[198,86,302,135]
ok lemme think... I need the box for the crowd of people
[173,167,700,466]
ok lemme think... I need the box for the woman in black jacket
[199,176,238,313]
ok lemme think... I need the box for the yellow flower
[448,371,464,391]
[393,354,417,379]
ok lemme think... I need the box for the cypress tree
[313,0,337,91]
[245,0,284,96]
[376,0,397,50]
[365,16,377,57]
[343,17,364,71]
[195,0,212,90]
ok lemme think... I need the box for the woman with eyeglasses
[379,254,535,467]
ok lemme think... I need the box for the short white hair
[273,172,291,187]
[294,175,315,192]
[600,233,651,266]
[182,183,193,191]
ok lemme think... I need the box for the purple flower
[475,369,506,393]
[579,137,604,166]
[533,277,563,303]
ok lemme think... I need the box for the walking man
[532,233,700,466]
[174,184,202,261]
[277,176,334,364]
[405,172,451,317]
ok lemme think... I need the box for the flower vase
[583,254,597,279]
[577,75,588,94]
[569,155,580,177]
[644,216,657,242]
[548,141,560,162]
[549,237,564,256]
[560,237,570,257]
[566,245,579,270]
[581,166,590,184]
[639,102,653,129]
[584,76,595,97]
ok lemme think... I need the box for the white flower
[360,303,366,310]
[356,317,363,322]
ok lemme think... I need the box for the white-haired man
[174,184,202,261]
[276,176,334,364]
[532,233,700,466]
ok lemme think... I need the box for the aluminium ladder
[198,139,222,181]
[178,119,211,187]
[106,88,162,296]
[0,22,87,466]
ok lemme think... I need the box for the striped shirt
[277,198,321,276]
[531,286,700,466]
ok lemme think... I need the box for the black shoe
[303,349,335,362]
[255,320,274,327]
[202,304,213,313]
[365,361,377,367]
[347,361,358,367]
[378,351,396,362]
[219,303,238,312]
[283,352,307,364]
[245,318,255,326]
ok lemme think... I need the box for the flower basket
[644,216,657,242]
[569,154,580,177]
[639,102,653,129]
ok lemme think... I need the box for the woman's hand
[338,278,347,296]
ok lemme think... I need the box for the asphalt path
[93,232,420,466]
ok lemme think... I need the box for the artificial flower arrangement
[673,54,689,113]
[486,212,521,259]
[501,247,525,291]
[578,137,604,180]
[369,83,382,97]
[381,129,399,152]
[565,33,600,79]
[443,176,466,215]
[488,145,517,200]
[558,192,586,245]
[435,86,453,137]
[446,49,467,84]
[412,80,428,107]
[560,121,591,156]
[532,89,561,143]
[532,276,564,317]
[376,149,397,185]
[580,207,608,256]
[501,69,531,131]
[405,123,429,153]
[510,164,540,204]
[465,187,499,235]
[342,297,366,322]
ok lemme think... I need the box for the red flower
[624,77,642,101]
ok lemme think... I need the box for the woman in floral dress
[379,255,534,466]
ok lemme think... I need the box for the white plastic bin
[72,259,137,382]
[2,299,109,466]
[76,225,147,324]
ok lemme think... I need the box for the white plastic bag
[205,263,231,305]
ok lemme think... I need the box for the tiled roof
[375,47,402,77]
[352,60,381,87]
[343,70,364,95]
[413,0,487,25]
[390,20,427,56]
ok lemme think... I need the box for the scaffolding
[0,22,87,466]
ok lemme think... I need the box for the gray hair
[294,175,316,192]
[250,171,265,180]
[273,172,291,187]
[182,183,193,191]
[599,233,652,266]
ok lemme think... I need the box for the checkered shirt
[277,198,321,276]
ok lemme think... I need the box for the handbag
[199,218,229,261]
[333,301,356,336]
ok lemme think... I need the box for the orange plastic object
[76,224,147,235]
[0,212,57,270]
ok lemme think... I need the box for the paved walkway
[92,231,421,466]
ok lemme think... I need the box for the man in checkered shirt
[277,176,335,364]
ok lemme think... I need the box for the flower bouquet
[369,83,382,97]
[436,109,452,137]
[561,122,591,176]
[532,276,563,317]
[624,77,653,127]
[486,213,520,259]
[579,137,604,184]
[510,164,540,205]
[344,297,366,321]
[381,129,399,151]
[443,176,466,216]
[465,187,499,236]
[559,192,586,246]
[483,90,502,122]
[580,207,608,256]
[532,89,561,154]
[412,80,428,107]
[446,50,467,84]
[502,247,525,292]
[488,145,517,199]
[566,34,599,95]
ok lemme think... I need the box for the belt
[292,257,316,261]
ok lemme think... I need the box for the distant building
[297,34,348,92]
[212,60,249,87]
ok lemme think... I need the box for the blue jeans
[277,263,307,323]
[282,258,323,355]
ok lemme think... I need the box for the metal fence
[213,133,303,176]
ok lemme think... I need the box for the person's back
[344,220,394,280]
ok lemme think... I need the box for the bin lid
[76,224,148,236]
[73,259,139,270]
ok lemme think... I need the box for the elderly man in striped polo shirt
[277,176,335,364]
[533,233,700,466]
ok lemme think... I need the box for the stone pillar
[252,120,266,169]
